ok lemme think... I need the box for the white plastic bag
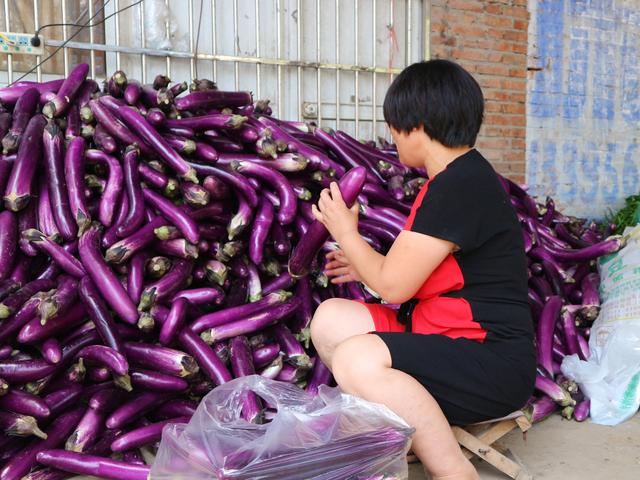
[562,226,640,425]
[150,375,414,479]
[144,0,188,51]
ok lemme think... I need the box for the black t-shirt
[404,149,533,342]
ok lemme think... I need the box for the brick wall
[430,0,529,183]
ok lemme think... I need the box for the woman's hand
[324,249,362,284]
[311,182,359,244]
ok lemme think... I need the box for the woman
[310,59,536,480]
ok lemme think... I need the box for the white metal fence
[1,0,429,139]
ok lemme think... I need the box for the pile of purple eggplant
[0,62,622,479]
[508,182,623,424]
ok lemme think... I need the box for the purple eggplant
[202,175,231,200]
[537,296,562,377]
[106,391,171,429]
[130,369,189,393]
[84,149,123,227]
[188,162,258,207]
[43,121,77,240]
[90,99,153,157]
[117,106,197,182]
[289,167,367,277]
[78,224,140,325]
[171,287,224,305]
[142,188,199,243]
[534,374,575,407]
[159,297,189,346]
[2,87,40,154]
[146,256,172,279]
[114,145,145,238]
[78,276,124,353]
[127,252,147,305]
[65,405,105,453]
[93,123,117,154]
[262,272,295,295]
[22,230,85,278]
[111,415,190,453]
[306,357,333,395]
[146,108,166,126]
[0,389,51,419]
[38,276,78,324]
[36,450,150,480]
[43,63,89,118]
[123,342,198,378]
[175,90,252,110]
[18,303,87,344]
[252,343,281,369]
[64,136,91,233]
[0,211,17,281]
[4,114,47,211]
[228,335,263,423]
[76,345,130,387]
[248,198,275,265]
[573,399,590,422]
[167,114,247,131]
[106,216,168,264]
[272,323,312,369]
[0,278,54,319]
[201,297,300,344]
[154,399,198,420]
[178,328,233,385]
[124,80,142,105]
[0,407,84,480]
[138,259,193,311]
[0,411,47,439]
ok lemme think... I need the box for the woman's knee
[332,334,392,394]
[309,298,343,345]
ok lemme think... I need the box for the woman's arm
[313,182,454,304]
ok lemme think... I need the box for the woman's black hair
[383,59,484,147]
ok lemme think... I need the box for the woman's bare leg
[331,334,479,480]
[309,298,376,370]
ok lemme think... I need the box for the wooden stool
[407,411,533,480]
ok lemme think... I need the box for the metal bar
[316,0,321,126]
[372,0,377,140]
[233,0,239,90]
[165,0,171,77]
[43,39,405,74]
[255,0,260,100]
[62,0,69,76]
[407,0,412,64]
[423,0,431,60]
[34,0,42,81]
[211,0,217,79]
[276,0,283,117]
[189,0,195,80]
[335,0,340,129]
[296,0,302,120]
[140,0,146,83]
[114,0,121,70]
[88,0,96,79]
[354,0,359,134]
[3,0,11,83]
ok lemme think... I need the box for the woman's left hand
[311,182,359,243]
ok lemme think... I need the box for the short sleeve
[408,177,482,252]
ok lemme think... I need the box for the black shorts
[373,332,537,426]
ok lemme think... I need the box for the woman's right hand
[324,249,362,284]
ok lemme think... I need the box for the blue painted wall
[527,0,640,219]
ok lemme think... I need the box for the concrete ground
[408,413,640,480]
[68,412,639,480]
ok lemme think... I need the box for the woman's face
[389,126,425,168]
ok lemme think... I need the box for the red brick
[450,23,488,38]
[485,16,514,29]
[503,6,529,18]
[485,4,503,15]
[474,63,512,76]
[449,0,484,13]
[513,19,528,30]
[503,30,528,43]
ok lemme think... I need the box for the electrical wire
[10,0,143,86]
[193,0,204,80]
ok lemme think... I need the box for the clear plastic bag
[150,375,414,480]
[561,226,640,425]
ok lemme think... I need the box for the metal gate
[0,0,429,139]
